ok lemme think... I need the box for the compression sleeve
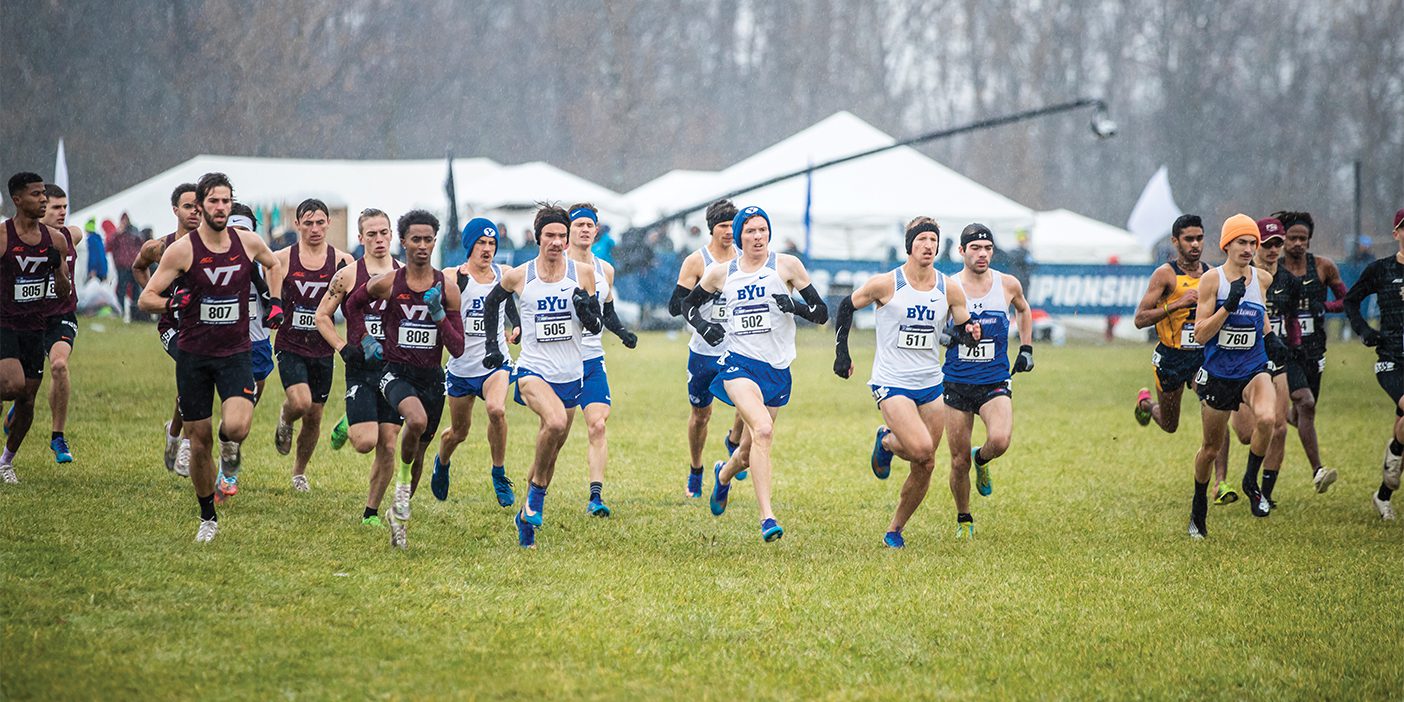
[603,300,628,336]
[668,284,691,317]
[442,309,465,358]
[504,293,521,332]
[794,284,829,324]
[1324,280,1348,313]
[1343,262,1379,338]
[482,284,512,357]
[682,285,716,335]
[833,296,855,376]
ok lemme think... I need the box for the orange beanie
[1220,214,1259,251]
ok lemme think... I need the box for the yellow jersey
[1155,261,1208,350]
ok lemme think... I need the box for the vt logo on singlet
[295,280,329,297]
[399,304,431,321]
[736,284,767,301]
[15,255,49,273]
[906,306,937,321]
[204,266,240,286]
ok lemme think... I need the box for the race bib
[1296,313,1316,336]
[896,324,936,350]
[535,311,573,343]
[398,322,437,349]
[957,339,996,362]
[731,303,771,336]
[365,315,384,340]
[1218,326,1256,350]
[291,306,317,331]
[13,276,46,304]
[1269,317,1285,337]
[711,297,728,322]
[199,296,239,325]
[1180,323,1201,349]
[466,312,486,338]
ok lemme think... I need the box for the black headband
[905,222,941,254]
[960,223,994,247]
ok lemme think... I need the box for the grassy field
[2,323,1401,700]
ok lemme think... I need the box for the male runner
[432,217,521,507]
[1133,214,1208,435]
[137,172,282,542]
[1186,214,1289,538]
[267,199,353,492]
[669,199,746,498]
[1275,210,1345,482]
[367,210,465,549]
[1343,208,1404,521]
[942,224,1034,539]
[480,204,603,548]
[565,203,639,516]
[681,205,828,543]
[833,217,979,548]
[131,182,200,476]
[316,208,402,527]
[37,184,84,463]
[0,173,72,484]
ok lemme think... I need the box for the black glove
[698,321,725,346]
[1265,333,1289,365]
[46,246,63,268]
[572,288,603,334]
[339,343,359,365]
[950,322,980,349]
[1361,328,1381,347]
[167,286,193,314]
[1012,344,1035,373]
[483,350,506,369]
[772,293,796,314]
[1222,276,1247,313]
[682,285,725,346]
[264,296,285,328]
[833,346,852,379]
[617,329,638,348]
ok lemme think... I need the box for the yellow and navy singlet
[1155,261,1209,350]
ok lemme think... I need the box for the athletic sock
[957,512,973,523]
[491,465,505,477]
[218,429,230,443]
[198,492,217,521]
[396,459,412,485]
[1380,483,1395,502]
[1192,480,1209,524]
[1390,439,1404,457]
[1242,451,1264,491]
[1261,469,1279,501]
[973,447,987,466]
[690,465,704,475]
[589,481,603,502]
[51,431,63,441]
[0,448,15,465]
[527,482,547,514]
[363,506,378,520]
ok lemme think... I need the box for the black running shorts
[1195,368,1267,412]
[43,312,78,351]
[177,351,257,422]
[943,380,1012,414]
[379,362,445,441]
[345,360,399,426]
[277,351,335,405]
[0,328,45,380]
[1153,344,1203,393]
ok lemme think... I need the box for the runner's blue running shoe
[521,484,545,527]
[686,469,703,498]
[883,530,905,548]
[871,426,893,479]
[51,436,74,464]
[972,446,992,497]
[761,518,784,542]
[587,496,612,517]
[491,467,515,507]
[725,434,739,456]
[710,460,730,516]
[515,510,536,548]
[430,455,449,501]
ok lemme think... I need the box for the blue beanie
[462,217,500,249]
[731,205,771,249]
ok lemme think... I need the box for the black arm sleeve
[794,284,829,324]
[668,284,691,317]
[482,284,512,356]
[250,263,271,304]
[682,285,716,334]
[602,300,627,336]
[1343,262,1377,338]
[504,293,521,331]
[833,296,855,376]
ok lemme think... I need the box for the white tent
[1031,208,1153,264]
[625,112,1036,259]
[72,154,632,249]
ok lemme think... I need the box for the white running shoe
[195,518,219,543]
[219,440,241,477]
[274,417,293,456]
[1383,442,1402,491]
[388,511,408,550]
[0,464,17,484]
[1373,493,1396,521]
[393,482,412,521]
[164,422,180,472]
[175,439,191,478]
[292,474,310,492]
[1187,520,1205,540]
[1312,467,1338,494]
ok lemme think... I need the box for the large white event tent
[72,155,631,250]
[1031,208,1152,264]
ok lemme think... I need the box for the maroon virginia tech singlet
[276,244,338,358]
[179,229,253,357]
[342,258,400,348]
[1,220,58,331]
[381,267,446,368]
[156,231,187,336]
[44,226,79,315]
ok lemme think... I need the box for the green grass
[2,323,1401,700]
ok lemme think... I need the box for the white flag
[1126,165,1181,249]
[54,138,70,198]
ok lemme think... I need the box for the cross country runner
[36,183,85,464]
[131,182,200,477]
[1186,214,1290,539]
[137,172,282,542]
[1133,214,1208,434]
[480,204,604,548]
[1343,208,1404,521]
[669,199,746,498]
[942,223,1034,539]
[267,199,354,492]
[0,173,72,484]
[316,208,402,527]
[367,210,465,549]
[431,217,521,507]
[682,205,828,543]
[832,217,980,548]
[565,203,639,517]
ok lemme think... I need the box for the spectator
[495,220,516,252]
[1349,235,1374,266]
[1002,230,1036,290]
[106,217,145,322]
[84,219,108,281]
[591,223,617,265]
[616,226,655,275]
[684,225,705,251]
